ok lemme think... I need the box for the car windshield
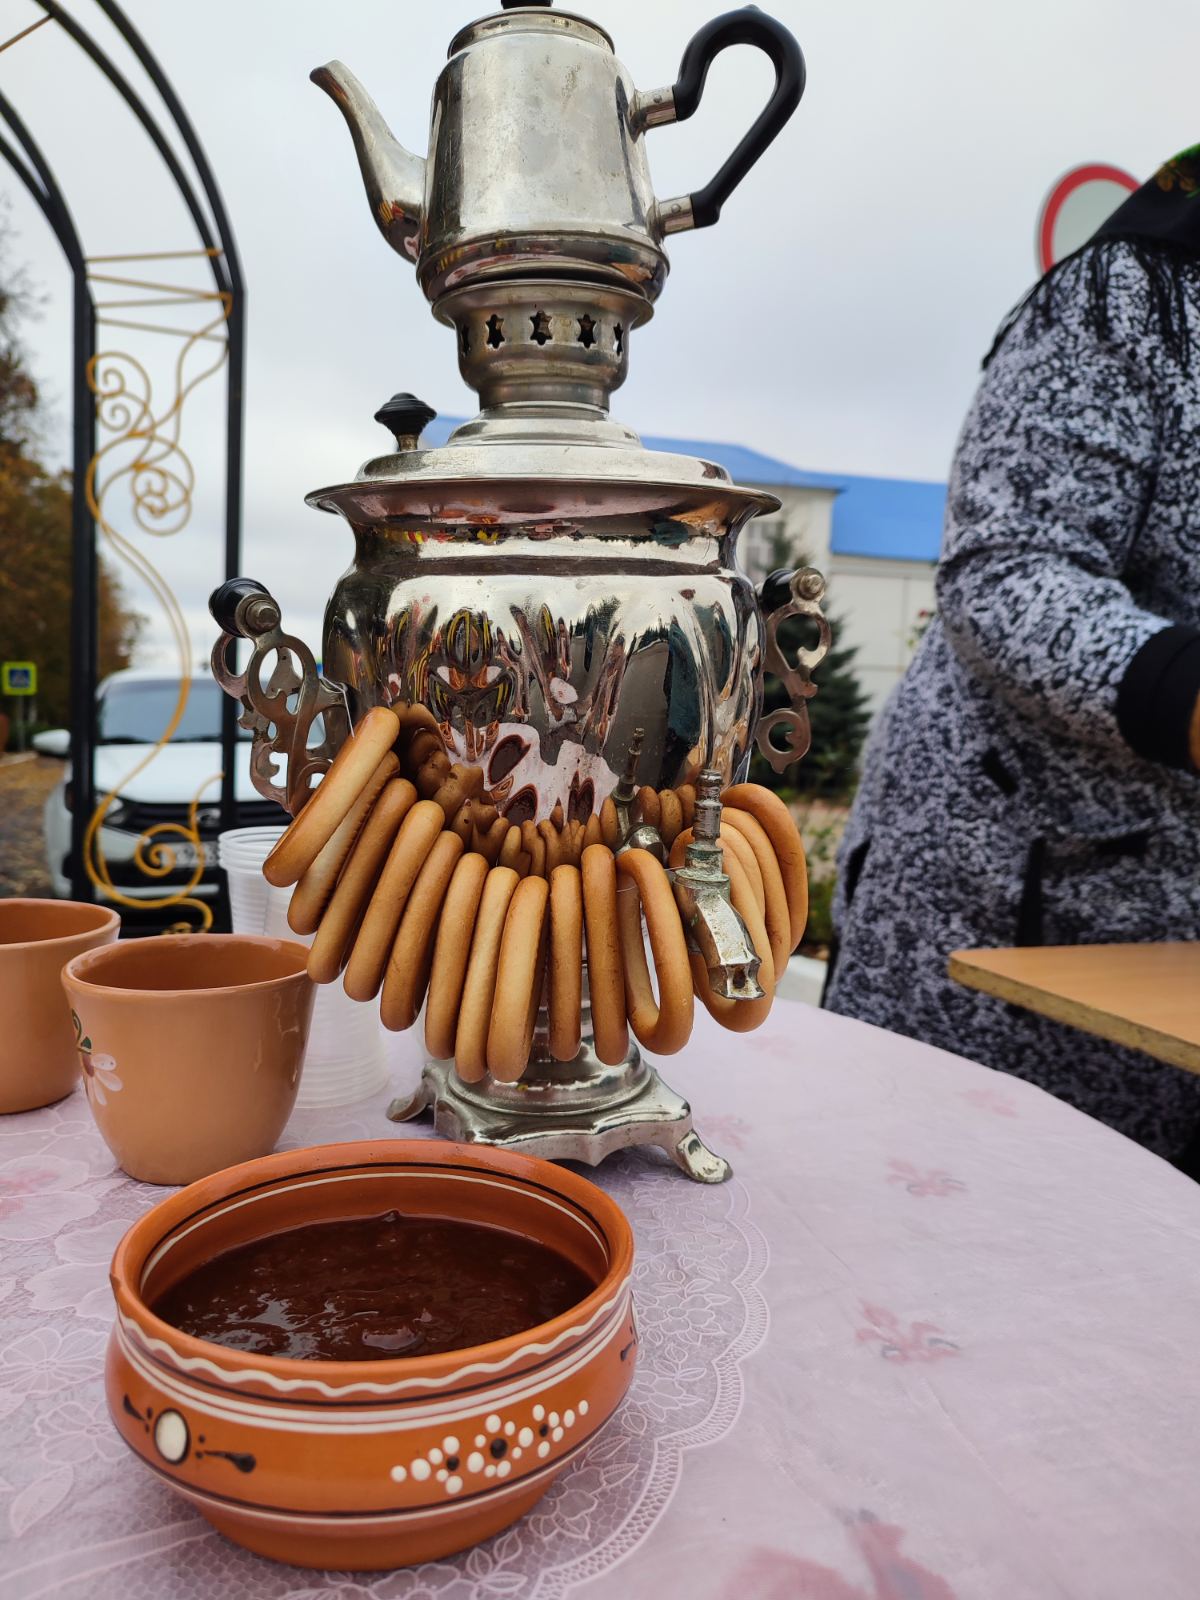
[97,680,246,744]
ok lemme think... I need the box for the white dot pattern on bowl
[390,1400,586,1496]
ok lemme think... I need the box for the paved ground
[0,754,60,897]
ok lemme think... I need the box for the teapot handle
[637,8,805,235]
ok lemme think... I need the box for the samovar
[211,0,829,1182]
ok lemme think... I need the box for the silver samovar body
[313,416,775,815]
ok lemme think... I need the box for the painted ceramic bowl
[106,1139,636,1570]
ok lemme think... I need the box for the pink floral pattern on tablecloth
[886,1160,966,1198]
[0,1157,99,1243]
[720,1512,958,1600]
[855,1304,959,1364]
[962,1086,1019,1118]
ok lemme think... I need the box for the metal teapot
[312,1,805,305]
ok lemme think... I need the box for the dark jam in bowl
[151,1212,597,1361]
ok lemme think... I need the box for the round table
[2,1001,1199,1599]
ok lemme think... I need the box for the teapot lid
[448,4,613,58]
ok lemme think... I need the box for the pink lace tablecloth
[3,1000,1200,1600]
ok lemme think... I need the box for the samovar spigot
[609,728,665,862]
[672,770,764,1002]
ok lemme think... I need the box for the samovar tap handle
[634,8,806,236]
[671,770,764,1001]
[209,578,352,818]
[754,566,832,774]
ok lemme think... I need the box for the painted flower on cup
[71,1012,122,1107]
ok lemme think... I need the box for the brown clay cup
[62,934,315,1185]
[0,898,121,1113]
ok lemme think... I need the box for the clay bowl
[62,934,314,1184]
[106,1139,636,1570]
[0,898,120,1113]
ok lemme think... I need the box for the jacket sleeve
[935,253,1192,763]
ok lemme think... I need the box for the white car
[35,670,278,912]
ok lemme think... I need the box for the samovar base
[387,1042,731,1184]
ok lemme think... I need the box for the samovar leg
[386,1074,435,1124]
[668,1127,733,1185]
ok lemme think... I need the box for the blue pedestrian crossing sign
[2,662,36,696]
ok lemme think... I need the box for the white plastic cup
[219,827,389,1109]
[262,877,388,1109]
[218,827,284,936]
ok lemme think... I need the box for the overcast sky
[3,0,1196,669]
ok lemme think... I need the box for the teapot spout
[310,61,425,263]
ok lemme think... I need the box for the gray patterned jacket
[824,243,1200,1160]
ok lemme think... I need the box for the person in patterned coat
[824,146,1200,1163]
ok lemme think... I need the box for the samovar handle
[209,579,352,817]
[754,567,832,774]
[633,8,806,236]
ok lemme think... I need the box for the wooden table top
[948,942,1200,1074]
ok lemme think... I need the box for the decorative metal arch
[0,2,244,921]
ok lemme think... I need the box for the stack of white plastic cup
[217,826,280,937]
[219,827,389,1109]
